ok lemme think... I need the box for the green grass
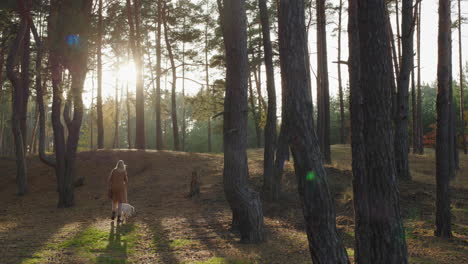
[59,227,109,251]
[21,224,139,264]
[169,238,196,249]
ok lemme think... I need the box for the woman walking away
[108,160,128,223]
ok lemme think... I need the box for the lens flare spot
[66,34,79,46]
[306,171,316,181]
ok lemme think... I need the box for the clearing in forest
[0,146,467,264]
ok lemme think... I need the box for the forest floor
[0,145,467,264]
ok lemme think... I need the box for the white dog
[120,203,136,222]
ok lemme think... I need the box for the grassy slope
[0,146,466,264]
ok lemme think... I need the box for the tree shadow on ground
[96,221,128,264]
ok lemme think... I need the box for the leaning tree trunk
[349,0,408,262]
[394,0,414,181]
[458,0,467,154]
[278,0,349,262]
[6,18,28,195]
[316,0,331,164]
[221,0,264,243]
[28,17,55,167]
[435,0,453,238]
[258,0,278,200]
[162,3,180,151]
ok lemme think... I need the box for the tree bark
[6,17,28,195]
[126,0,145,149]
[394,0,414,181]
[90,67,94,150]
[182,17,186,151]
[26,11,55,166]
[412,68,417,153]
[395,0,402,67]
[126,79,132,149]
[205,4,212,153]
[458,0,467,154]
[279,0,349,262]
[258,0,278,199]
[435,0,453,238]
[155,0,163,150]
[221,0,264,243]
[29,105,39,154]
[113,69,120,149]
[48,0,92,207]
[97,0,104,149]
[386,7,399,122]
[162,3,180,151]
[416,2,424,154]
[349,1,409,262]
[248,71,261,149]
[337,0,345,144]
[316,0,331,164]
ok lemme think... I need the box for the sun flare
[117,62,137,81]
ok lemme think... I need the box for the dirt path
[0,148,467,264]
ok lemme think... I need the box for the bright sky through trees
[81,0,468,108]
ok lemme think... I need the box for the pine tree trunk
[386,8,399,120]
[394,0,414,181]
[349,1,409,262]
[396,0,402,67]
[221,0,264,243]
[6,17,28,195]
[417,2,424,154]
[48,0,92,207]
[412,68,417,153]
[97,0,104,149]
[30,19,54,167]
[127,0,145,149]
[258,0,278,199]
[248,72,261,149]
[29,105,39,154]
[337,0,345,144]
[155,0,163,150]
[279,0,349,262]
[126,80,132,149]
[182,17,186,152]
[316,0,331,164]
[113,72,119,149]
[458,0,467,154]
[20,20,30,153]
[162,3,180,151]
[205,7,212,153]
[90,68,94,150]
[435,0,453,238]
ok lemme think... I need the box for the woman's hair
[115,160,126,170]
